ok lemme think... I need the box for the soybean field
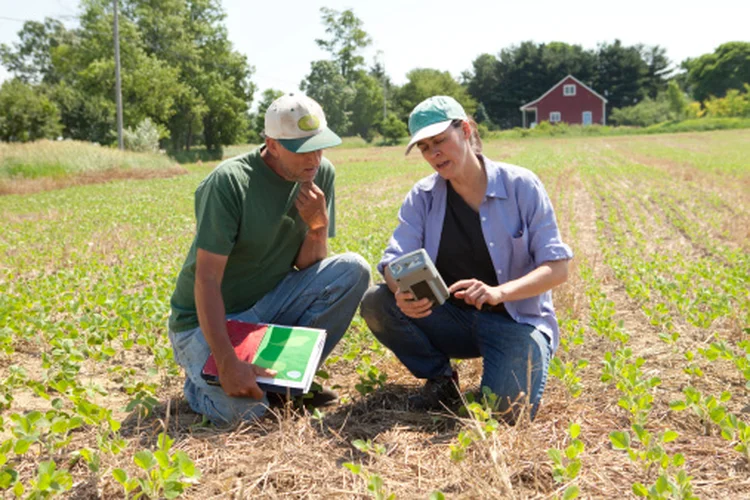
[0,129,748,498]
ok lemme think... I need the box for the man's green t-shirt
[169,147,336,333]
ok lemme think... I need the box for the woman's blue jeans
[168,252,370,426]
[360,284,552,422]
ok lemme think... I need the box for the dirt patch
[0,166,187,196]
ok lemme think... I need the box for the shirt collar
[415,154,508,199]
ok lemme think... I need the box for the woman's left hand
[449,279,505,310]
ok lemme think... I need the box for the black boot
[408,370,460,411]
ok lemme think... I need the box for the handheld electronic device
[387,249,449,306]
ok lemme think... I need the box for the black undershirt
[435,181,507,313]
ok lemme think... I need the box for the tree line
[1,3,748,148]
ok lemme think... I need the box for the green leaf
[655,474,669,493]
[569,422,581,439]
[352,439,369,452]
[429,492,446,500]
[13,439,31,455]
[662,430,679,443]
[632,483,648,496]
[669,400,687,411]
[547,448,563,463]
[563,485,580,500]
[163,481,185,499]
[610,431,630,450]
[342,462,361,475]
[112,469,128,485]
[154,450,170,469]
[175,451,198,478]
[134,450,155,470]
[0,468,18,489]
[567,461,582,479]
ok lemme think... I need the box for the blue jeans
[360,284,552,422]
[168,252,370,425]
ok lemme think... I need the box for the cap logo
[298,114,320,132]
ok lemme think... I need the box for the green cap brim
[277,127,342,153]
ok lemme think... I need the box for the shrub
[611,97,672,127]
[703,85,750,118]
[379,112,408,145]
[123,118,160,153]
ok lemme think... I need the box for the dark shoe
[299,387,338,407]
[267,386,338,409]
[409,371,460,411]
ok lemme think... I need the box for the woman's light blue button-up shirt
[377,155,573,351]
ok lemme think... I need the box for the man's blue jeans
[360,284,552,422]
[168,252,370,425]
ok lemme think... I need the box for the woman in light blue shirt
[360,96,572,423]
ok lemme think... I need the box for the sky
[2,0,749,103]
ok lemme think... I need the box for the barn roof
[519,74,608,110]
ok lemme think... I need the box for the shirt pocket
[509,225,532,279]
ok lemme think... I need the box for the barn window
[563,84,576,96]
[550,112,561,123]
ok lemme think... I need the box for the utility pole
[113,0,124,149]
[376,50,386,120]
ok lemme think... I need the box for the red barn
[519,75,607,128]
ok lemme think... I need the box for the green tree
[594,40,650,113]
[466,53,500,121]
[666,80,687,119]
[641,45,671,98]
[349,71,384,142]
[683,42,750,102]
[379,111,407,145]
[300,60,354,135]
[474,102,492,126]
[315,7,371,83]
[395,68,476,122]
[122,0,256,151]
[0,18,73,84]
[302,7,383,140]
[464,40,668,128]
[0,79,62,142]
[0,0,255,150]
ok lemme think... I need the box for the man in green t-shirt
[168,94,370,425]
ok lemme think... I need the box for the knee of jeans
[338,252,371,290]
[184,377,268,426]
[360,285,394,333]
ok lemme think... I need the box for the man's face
[266,139,323,183]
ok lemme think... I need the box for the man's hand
[218,357,277,399]
[449,279,505,310]
[395,289,433,318]
[295,181,328,231]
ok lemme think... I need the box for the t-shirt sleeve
[520,174,573,266]
[193,168,242,256]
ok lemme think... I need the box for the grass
[0,129,748,498]
[487,117,750,140]
[0,140,184,195]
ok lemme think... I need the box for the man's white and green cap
[264,93,342,153]
[405,95,467,155]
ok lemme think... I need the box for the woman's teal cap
[406,95,467,154]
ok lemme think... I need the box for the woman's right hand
[395,289,433,318]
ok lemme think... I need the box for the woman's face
[416,122,471,179]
